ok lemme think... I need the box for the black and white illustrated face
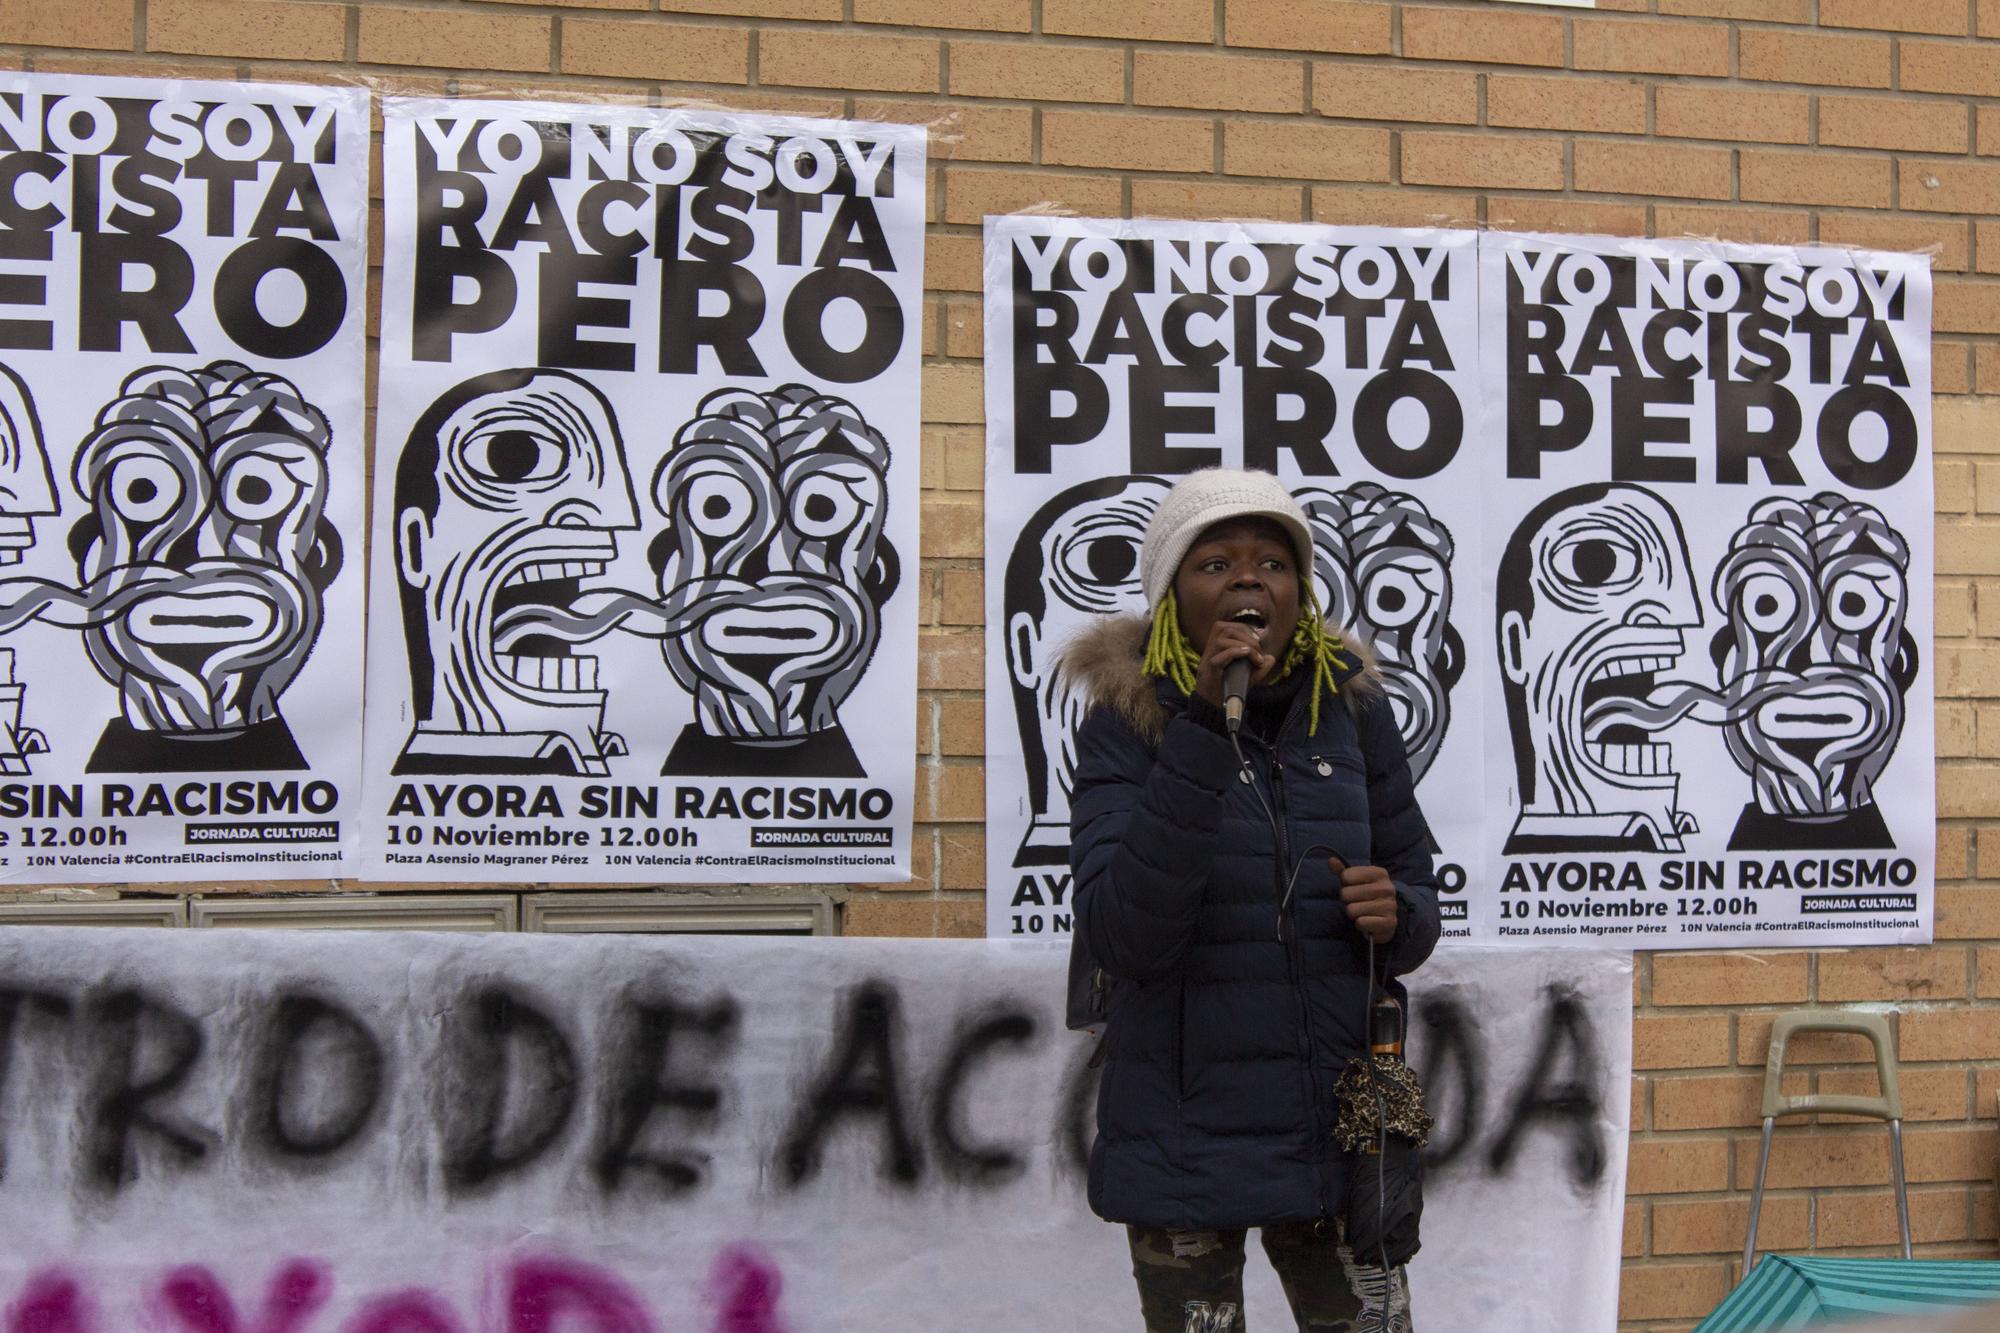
[1299,483,1460,783]
[71,363,340,770]
[1712,495,1913,847]
[0,364,57,567]
[0,364,57,772]
[393,368,638,776]
[650,386,897,774]
[1497,484,1701,853]
[1003,475,1164,863]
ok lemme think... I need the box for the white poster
[982,217,1483,941]
[1479,234,1934,947]
[363,101,925,882]
[0,928,1629,1332]
[0,73,369,881]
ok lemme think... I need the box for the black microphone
[1223,658,1250,734]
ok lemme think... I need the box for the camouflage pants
[1126,1223,1413,1333]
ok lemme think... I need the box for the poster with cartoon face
[0,73,368,881]
[983,217,1483,941]
[1479,233,1933,947]
[363,100,924,882]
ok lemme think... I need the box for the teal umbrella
[1697,1258,2000,1331]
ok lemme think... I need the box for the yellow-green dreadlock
[1141,588,1353,736]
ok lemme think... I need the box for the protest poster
[1479,233,1934,947]
[982,217,1483,941]
[363,100,926,883]
[0,73,369,881]
[0,926,1630,1331]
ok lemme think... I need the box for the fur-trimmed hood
[1057,613,1382,745]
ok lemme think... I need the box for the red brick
[1044,110,1213,173]
[1936,281,2000,336]
[1401,132,1561,191]
[1487,74,1644,135]
[1628,1138,1731,1195]
[1132,180,1303,222]
[1225,0,1390,55]
[1618,1262,1731,1322]
[148,0,344,62]
[0,0,131,49]
[1732,1129,1892,1189]
[1313,63,1476,126]
[1902,41,2000,97]
[940,168,1120,225]
[1224,121,1389,182]
[1818,1187,1973,1248]
[1900,1009,2000,1063]
[1653,1072,1806,1131]
[1046,0,1210,42]
[1740,149,1892,209]
[1820,214,1969,271]
[1310,186,1471,229]
[1657,85,1808,145]
[1489,197,1646,238]
[1739,30,1892,89]
[1633,1015,1733,1070]
[1904,1126,2000,1184]
[1818,947,1969,1002]
[1405,6,1564,68]
[1659,0,1808,16]
[1823,0,1968,35]
[948,40,1123,103]
[1572,17,1728,77]
[855,0,1030,32]
[842,895,983,937]
[1655,952,1810,1006]
[1817,1066,1969,1123]
[1135,51,1304,114]
[856,101,1032,164]
[1820,95,1970,153]
[1654,205,1810,247]
[1903,160,2000,216]
[659,0,837,15]
[1653,1196,1807,1255]
[1577,140,1731,201]
[561,20,748,83]
[762,30,938,93]
[360,9,550,72]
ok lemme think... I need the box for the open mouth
[491,557,609,695]
[1580,646,1680,779]
[1226,607,1269,640]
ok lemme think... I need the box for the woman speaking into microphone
[1065,468,1441,1332]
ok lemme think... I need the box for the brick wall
[4,0,1997,1323]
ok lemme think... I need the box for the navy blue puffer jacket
[1065,616,1441,1231]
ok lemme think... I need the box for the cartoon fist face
[394,368,638,769]
[0,364,56,565]
[72,363,339,737]
[1003,476,1164,852]
[1300,483,1459,782]
[1712,494,1912,820]
[1498,484,1701,842]
[650,386,897,749]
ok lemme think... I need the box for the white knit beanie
[1139,468,1314,609]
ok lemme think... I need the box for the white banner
[1480,234,1934,947]
[0,928,1629,1331]
[363,101,925,882]
[0,73,369,881]
[983,216,1484,942]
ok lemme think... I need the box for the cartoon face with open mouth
[1299,483,1461,783]
[649,385,897,777]
[71,363,341,772]
[0,364,56,569]
[1003,475,1164,864]
[1711,494,1914,849]
[1497,484,1701,853]
[393,368,637,777]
